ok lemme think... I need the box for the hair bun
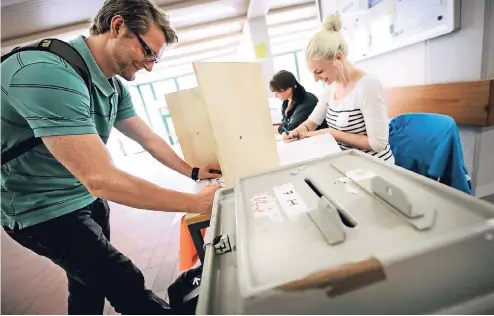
[323,13,342,32]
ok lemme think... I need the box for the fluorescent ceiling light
[162,35,241,58]
[268,20,319,37]
[267,6,318,26]
[271,39,308,55]
[1,0,31,7]
[205,53,239,62]
[133,64,194,85]
[169,2,238,25]
[178,21,243,43]
[155,46,238,69]
[270,29,317,45]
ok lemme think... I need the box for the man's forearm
[40,133,197,212]
[143,137,193,177]
[87,167,195,212]
[115,117,194,177]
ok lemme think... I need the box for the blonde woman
[284,13,394,163]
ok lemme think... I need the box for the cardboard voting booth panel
[165,88,219,168]
[193,62,279,187]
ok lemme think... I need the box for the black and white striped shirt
[309,74,394,163]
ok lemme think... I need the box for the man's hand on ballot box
[189,184,221,214]
[198,163,222,180]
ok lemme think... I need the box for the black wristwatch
[191,167,200,181]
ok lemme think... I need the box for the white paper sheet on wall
[395,0,444,36]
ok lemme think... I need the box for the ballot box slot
[304,178,357,229]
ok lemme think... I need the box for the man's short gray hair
[90,0,178,45]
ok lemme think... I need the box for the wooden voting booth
[165,62,280,187]
[166,88,219,168]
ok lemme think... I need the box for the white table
[276,133,342,166]
[193,134,341,191]
[194,133,342,190]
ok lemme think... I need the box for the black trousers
[3,199,171,315]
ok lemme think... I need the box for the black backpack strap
[1,39,91,93]
[1,39,92,166]
[1,138,43,166]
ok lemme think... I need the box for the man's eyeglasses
[133,30,159,64]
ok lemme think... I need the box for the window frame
[272,50,325,95]
[129,73,198,145]
[272,51,301,81]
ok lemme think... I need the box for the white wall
[319,0,494,196]
[484,0,494,78]
[476,1,494,197]
[240,16,276,97]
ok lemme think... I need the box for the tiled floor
[1,151,197,315]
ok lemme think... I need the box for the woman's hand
[299,131,319,139]
[299,129,329,139]
[282,130,301,143]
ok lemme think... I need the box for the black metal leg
[187,220,210,264]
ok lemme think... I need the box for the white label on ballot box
[273,183,310,215]
[250,193,283,222]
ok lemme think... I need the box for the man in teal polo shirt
[1,0,221,314]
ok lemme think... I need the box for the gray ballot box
[197,150,494,314]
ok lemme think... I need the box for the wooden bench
[385,78,494,127]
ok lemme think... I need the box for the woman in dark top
[269,70,326,134]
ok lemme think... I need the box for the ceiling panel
[2,0,320,84]
[1,0,103,40]
[271,37,308,55]
[266,3,318,26]
[177,19,244,43]
[163,33,242,58]
[270,28,317,45]
[169,0,247,28]
[269,0,315,10]
[1,0,247,41]
[1,0,32,7]
[150,46,238,72]
[268,18,319,37]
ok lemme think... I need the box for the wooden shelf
[185,213,211,226]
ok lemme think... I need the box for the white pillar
[239,16,275,96]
